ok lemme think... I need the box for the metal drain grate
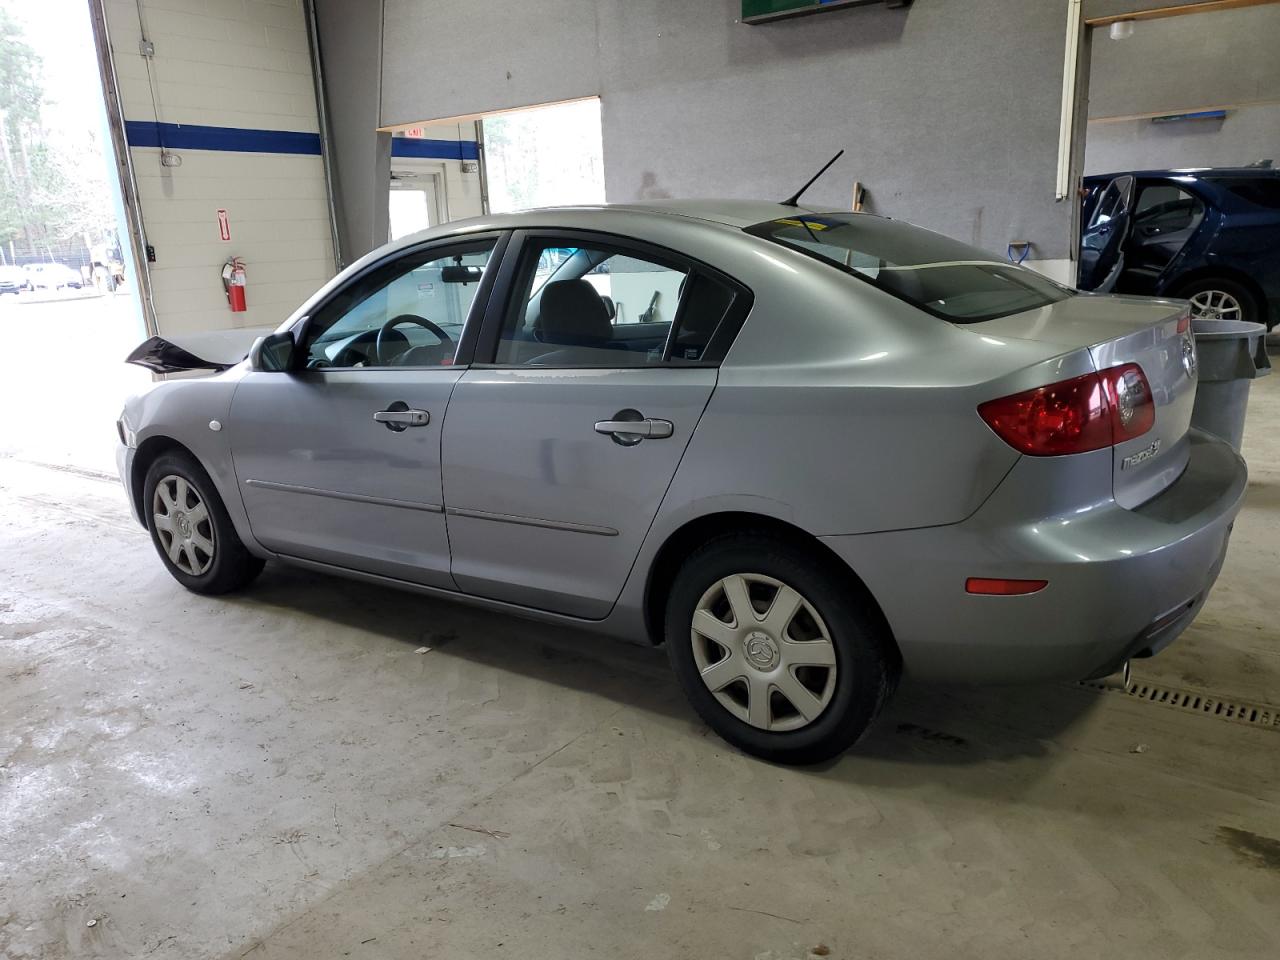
[1081,678,1280,730]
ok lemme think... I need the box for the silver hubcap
[1188,289,1243,321]
[152,475,215,576]
[690,573,838,732]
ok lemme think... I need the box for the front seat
[532,279,614,363]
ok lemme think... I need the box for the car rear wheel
[1177,277,1260,325]
[664,532,897,764]
[144,451,264,595]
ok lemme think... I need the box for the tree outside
[0,2,118,274]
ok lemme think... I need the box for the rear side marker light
[966,577,1048,596]
[977,363,1154,456]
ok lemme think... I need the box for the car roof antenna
[780,150,845,207]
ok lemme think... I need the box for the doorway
[389,167,445,240]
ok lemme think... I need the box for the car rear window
[746,213,1073,323]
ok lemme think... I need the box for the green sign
[742,0,910,25]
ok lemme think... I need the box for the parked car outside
[0,265,27,295]
[116,201,1247,763]
[24,262,84,291]
[1080,166,1280,329]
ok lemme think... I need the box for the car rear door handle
[374,403,430,431]
[594,416,673,441]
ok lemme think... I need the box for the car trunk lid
[970,293,1197,508]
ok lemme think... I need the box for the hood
[126,327,273,374]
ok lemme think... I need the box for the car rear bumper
[821,429,1248,683]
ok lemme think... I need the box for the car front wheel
[664,532,897,764]
[143,451,264,594]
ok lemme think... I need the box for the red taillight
[978,364,1154,456]
[966,577,1048,596]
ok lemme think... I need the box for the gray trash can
[1189,318,1272,451]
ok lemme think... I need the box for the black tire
[1173,276,1261,326]
[664,532,897,765]
[143,451,264,595]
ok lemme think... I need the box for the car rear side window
[746,214,1073,323]
[490,237,747,367]
[1215,178,1280,210]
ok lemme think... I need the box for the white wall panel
[105,0,334,335]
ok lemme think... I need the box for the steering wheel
[374,314,454,365]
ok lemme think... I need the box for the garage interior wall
[312,0,388,266]
[362,0,1077,276]
[104,0,335,336]
[1085,4,1280,174]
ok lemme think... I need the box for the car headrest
[537,279,612,344]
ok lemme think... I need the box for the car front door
[440,231,750,619]
[228,234,504,588]
[1078,174,1135,292]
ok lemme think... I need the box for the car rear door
[1078,174,1135,292]
[440,230,750,619]
[228,234,504,588]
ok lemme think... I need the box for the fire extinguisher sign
[216,209,231,242]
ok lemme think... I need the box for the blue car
[1079,167,1280,329]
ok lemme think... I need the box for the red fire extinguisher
[222,257,247,313]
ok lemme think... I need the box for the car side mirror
[254,331,296,372]
[600,295,616,320]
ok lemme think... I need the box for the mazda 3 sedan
[117,200,1247,763]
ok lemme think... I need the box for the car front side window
[301,239,497,369]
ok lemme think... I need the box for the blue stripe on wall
[391,138,480,161]
[124,121,322,155]
[123,121,482,162]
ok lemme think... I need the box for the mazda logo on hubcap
[744,632,779,670]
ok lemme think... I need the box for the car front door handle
[594,415,674,443]
[374,402,430,432]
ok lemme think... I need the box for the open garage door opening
[0,0,149,475]
[1076,1,1280,331]
[385,97,605,238]
[481,97,605,214]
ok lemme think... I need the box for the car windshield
[746,213,1073,323]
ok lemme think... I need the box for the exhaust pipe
[1098,660,1132,692]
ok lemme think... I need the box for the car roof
[463,199,862,230]
[1085,166,1280,182]
[602,198,843,228]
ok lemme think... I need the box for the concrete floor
[2,339,1279,960]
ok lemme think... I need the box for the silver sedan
[117,200,1247,763]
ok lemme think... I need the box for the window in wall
[482,98,605,212]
